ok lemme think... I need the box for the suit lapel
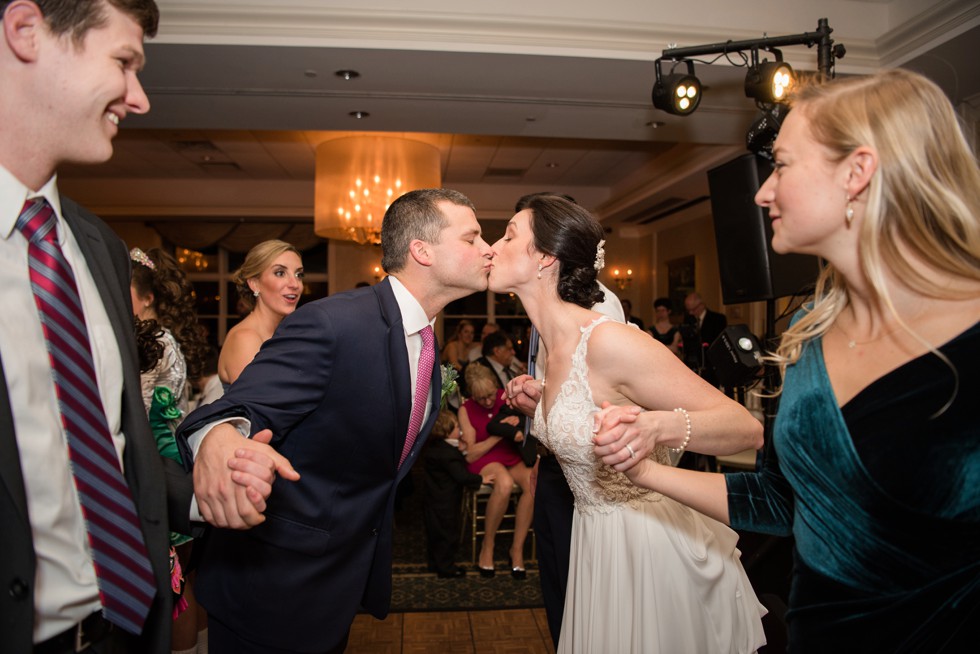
[60,201,133,367]
[375,280,412,468]
[59,201,144,481]
[0,355,29,526]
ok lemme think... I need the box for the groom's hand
[195,424,299,529]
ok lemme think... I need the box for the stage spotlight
[745,60,795,103]
[652,59,702,116]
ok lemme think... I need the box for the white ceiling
[58,0,980,234]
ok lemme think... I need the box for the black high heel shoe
[511,566,527,580]
[478,565,495,578]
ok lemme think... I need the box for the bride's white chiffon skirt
[558,495,767,653]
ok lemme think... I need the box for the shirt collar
[387,274,434,337]
[486,356,506,376]
[1,165,63,241]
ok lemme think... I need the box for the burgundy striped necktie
[399,325,434,468]
[17,199,156,634]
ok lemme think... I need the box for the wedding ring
[625,443,636,459]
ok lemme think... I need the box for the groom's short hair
[380,188,475,273]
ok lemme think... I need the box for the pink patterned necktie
[17,199,156,634]
[399,325,434,468]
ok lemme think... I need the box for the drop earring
[537,264,543,279]
[253,290,259,297]
[845,196,854,228]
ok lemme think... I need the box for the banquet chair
[460,484,535,564]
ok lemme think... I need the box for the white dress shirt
[1,166,126,642]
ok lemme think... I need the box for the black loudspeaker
[707,324,764,388]
[708,154,819,304]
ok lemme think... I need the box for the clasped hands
[194,424,300,529]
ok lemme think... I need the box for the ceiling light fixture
[335,70,360,80]
[314,136,441,245]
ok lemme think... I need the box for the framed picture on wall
[667,255,696,318]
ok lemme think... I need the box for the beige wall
[112,222,162,253]
[328,240,385,293]
[655,212,723,317]
[598,230,653,323]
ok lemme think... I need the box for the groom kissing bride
[177,189,494,654]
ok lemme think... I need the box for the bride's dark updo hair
[521,194,605,309]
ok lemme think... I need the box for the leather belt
[35,612,114,654]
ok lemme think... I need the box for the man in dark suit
[176,188,494,653]
[473,330,518,389]
[0,2,258,652]
[683,291,728,385]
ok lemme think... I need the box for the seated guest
[459,365,534,579]
[441,319,475,372]
[468,321,500,362]
[189,347,223,412]
[472,330,518,388]
[423,410,495,578]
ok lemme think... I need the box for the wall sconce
[373,265,383,282]
[611,268,632,290]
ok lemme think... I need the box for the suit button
[9,578,28,600]
[371,528,379,536]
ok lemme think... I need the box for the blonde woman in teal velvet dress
[594,69,980,652]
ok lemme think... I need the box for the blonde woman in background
[596,69,980,652]
[441,319,475,371]
[219,240,303,386]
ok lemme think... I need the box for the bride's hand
[592,402,646,470]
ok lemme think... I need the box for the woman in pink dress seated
[459,363,534,579]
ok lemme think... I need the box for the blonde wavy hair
[773,69,980,372]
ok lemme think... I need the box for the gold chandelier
[313,136,442,245]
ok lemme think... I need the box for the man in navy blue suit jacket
[176,188,493,653]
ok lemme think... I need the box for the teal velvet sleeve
[725,437,794,537]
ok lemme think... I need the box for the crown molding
[153,4,880,72]
[877,0,980,66]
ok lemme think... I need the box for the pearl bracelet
[670,407,692,455]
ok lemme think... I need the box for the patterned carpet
[389,466,543,612]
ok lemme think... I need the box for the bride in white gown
[489,195,767,653]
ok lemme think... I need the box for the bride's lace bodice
[534,317,672,515]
